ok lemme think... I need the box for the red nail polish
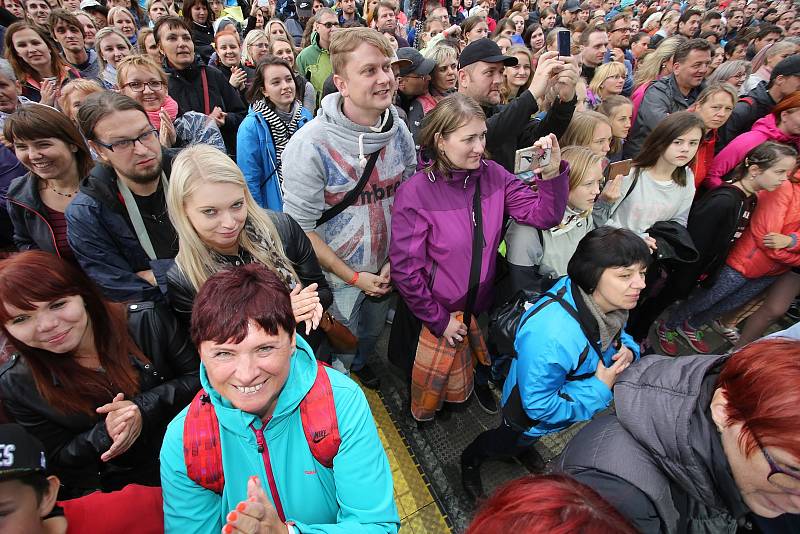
[236,502,247,512]
[223,525,234,534]
[227,511,238,522]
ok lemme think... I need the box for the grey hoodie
[557,354,750,534]
[282,93,416,275]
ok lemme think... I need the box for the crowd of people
[0,0,799,532]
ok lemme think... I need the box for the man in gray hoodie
[282,28,417,388]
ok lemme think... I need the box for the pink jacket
[704,114,800,189]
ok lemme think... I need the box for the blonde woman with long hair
[505,145,619,293]
[588,61,627,107]
[166,145,332,348]
[632,35,685,90]
[560,110,614,158]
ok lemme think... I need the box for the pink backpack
[182,360,341,497]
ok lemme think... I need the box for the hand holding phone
[557,30,571,58]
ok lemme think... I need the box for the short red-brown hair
[466,474,638,534]
[772,90,800,122]
[191,263,296,347]
[717,338,800,458]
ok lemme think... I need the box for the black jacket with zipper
[0,302,200,499]
[166,211,333,348]
[163,57,247,156]
[6,172,60,254]
[482,90,577,173]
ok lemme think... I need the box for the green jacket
[295,32,331,110]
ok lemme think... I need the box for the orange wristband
[347,271,359,286]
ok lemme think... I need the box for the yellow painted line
[360,384,452,534]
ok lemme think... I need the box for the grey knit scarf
[577,286,629,351]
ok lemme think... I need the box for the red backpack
[182,360,341,495]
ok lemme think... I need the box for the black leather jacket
[167,211,333,335]
[0,302,200,499]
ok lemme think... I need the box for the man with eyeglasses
[65,91,179,303]
[603,14,634,96]
[296,7,339,110]
[557,337,800,533]
[395,47,434,139]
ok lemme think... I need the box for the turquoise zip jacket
[160,336,399,533]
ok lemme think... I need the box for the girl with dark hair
[182,0,215,63]
[3,22,79,105]
[645,142,797,355]
[523,22,545,56]
[4,105,93,258]
[237,55,314,211]
[0,251,200,499]
[461,226,650,501]
[656,146,800,354]
[594,111,705,249]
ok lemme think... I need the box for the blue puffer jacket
[502,276,639,438]
[65,152,176,304]
[237,105,313,211]
[160,335,399,534]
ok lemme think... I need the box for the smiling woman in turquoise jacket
[237,56,314,211]
[159,264,398,534]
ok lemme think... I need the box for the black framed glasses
[94,128,158,152]
[760,444,800,496]
[609,26,631,33]
[123,80,164,92]
[319,21,339,28]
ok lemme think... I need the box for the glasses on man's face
[94,128,158,152]
[610,26,631,33]
[319,21,339,29]
[123,80,164,92]
[760,445,800,496]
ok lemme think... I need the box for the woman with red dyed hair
[159,263,398,533]
[557,338,800,533]
[0,251,200,499]
[466,474,638,534]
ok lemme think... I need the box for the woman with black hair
[460,226,650,501]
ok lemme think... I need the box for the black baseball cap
[0,424,47,481]
[396,47,436,77]
[770,56,800,83]
[297,0,313,17]
[459,38,518,69]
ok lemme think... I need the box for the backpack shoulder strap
[739,96,754,106]
[300,361,341,468]
[183,389,225,494]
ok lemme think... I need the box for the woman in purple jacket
[388,93,570,421]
